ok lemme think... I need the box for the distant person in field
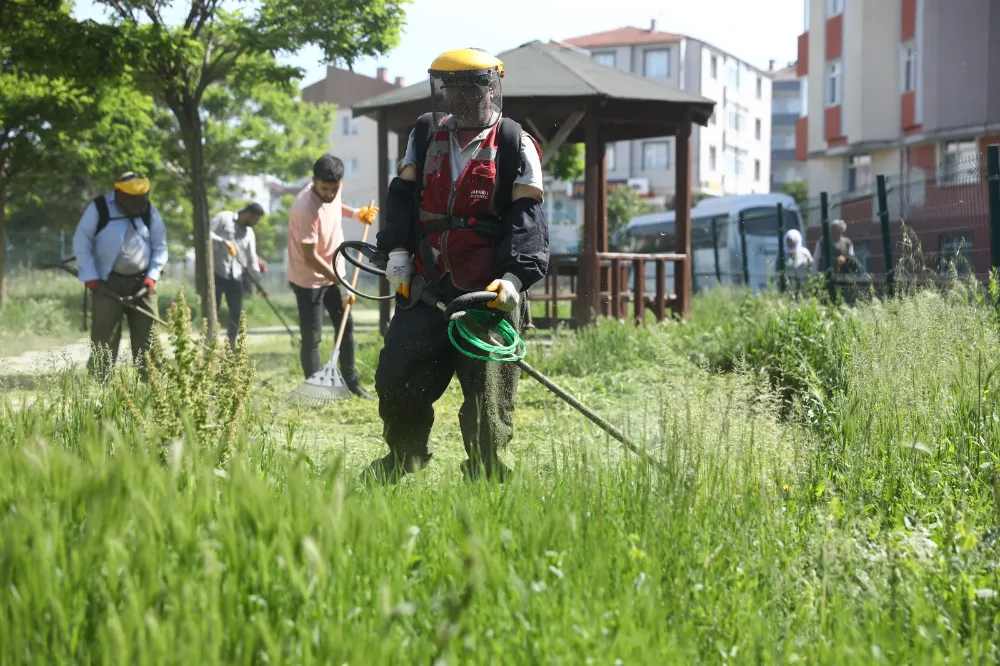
[72,171,168,381]
[211,202,266,350]
[286,154,379,399]
[812,218,855,274]
[783,229,813,292]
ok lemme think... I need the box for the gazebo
[351,39,715,334]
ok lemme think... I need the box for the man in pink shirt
[287,154,378,399]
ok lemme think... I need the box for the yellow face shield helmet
[113,172,151,196]
[428,48,504,131]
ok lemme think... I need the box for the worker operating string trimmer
[336,46,658,485]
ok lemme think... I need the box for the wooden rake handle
[333,199,374,352]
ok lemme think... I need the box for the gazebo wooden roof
[351,39,716,333]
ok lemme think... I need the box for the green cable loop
[447,309,526,362]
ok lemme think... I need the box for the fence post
[876,174,895,297]
[711,216,722,284]
[987,144,1000,276]
[820,192,835,302]
[739,210,750,287]
[776,203,786,293]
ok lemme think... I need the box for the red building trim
[825,15,843,60]
[824,105,844,144]
[795,117,809,161]
[901,0,917,41]
[797,33,809,76]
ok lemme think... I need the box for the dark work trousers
[87,272,158,382]
[290,281,358,383]
[374,281,526,476]
[215,273,244,349]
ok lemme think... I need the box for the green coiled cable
[447,309,526,362]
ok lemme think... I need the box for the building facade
[301,66,405,244]
[562,22,774,200]
[769,63,807,190]
[797,0,1000,202]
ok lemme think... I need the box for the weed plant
[1,281,999,663]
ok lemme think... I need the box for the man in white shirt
[72,171,168,380]
[211,202,265,349]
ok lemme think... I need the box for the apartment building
[798,0,1000,201]
[562,21,773,200]
[769,62,807,190]
[300,66,405,244]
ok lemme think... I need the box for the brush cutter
[46,256,170,329]
[330,241,665,471]
[210,232,299,347]
[286,201,375,406]
[45,256,232,359]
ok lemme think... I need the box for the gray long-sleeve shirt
[211,211,262,284]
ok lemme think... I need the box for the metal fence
[797,150,994,294]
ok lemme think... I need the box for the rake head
[285,350,355,405]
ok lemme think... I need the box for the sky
[71,0,804,89]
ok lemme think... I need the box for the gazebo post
[577,103,602,327]
[674,115,693,319]
[377,108,391,336]
[597,139,608,316]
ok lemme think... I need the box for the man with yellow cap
[367,47,549,484]
[72,171,168,380]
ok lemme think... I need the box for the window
[825,61,843,107]
[643,141,669,170]
[755,118,762,140]
[724,148,736,174]
[826,0,843,17]
[727,106,745,133]
[345,157,360,179]
[709,146,717,171]
[728,62,741,88]
[901,43,916,93]
[644,49,670,78]
[709,111,716,126]
[754,159,761,181]
[592,52,615,68]
[606,143,616,171]
[735,152,745,176]
[847,154,872,193]
[800,77,809,117]
[341,115,359,136]
[773,131,796,149]
[940,235,973,275]
[804,0,810,29]
[940,140,979,186]
[710,55,718,79]
[756,76,762,100]
[772,97,802,115]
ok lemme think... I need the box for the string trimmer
[331,241,664,470]
[210,232,299,347]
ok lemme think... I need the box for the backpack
[93,194,151,236]
[411,112,539,214]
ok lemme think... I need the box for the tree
[545,143,585,183]
[607,186,650,251]
[152,77,337,243]
[781,180,808,208]
[0,0,160,304]
[76,0,408,335]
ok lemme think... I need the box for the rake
[286,201,374,406]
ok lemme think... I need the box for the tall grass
[1,284,999,663]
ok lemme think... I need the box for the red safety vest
[414,116,540,291]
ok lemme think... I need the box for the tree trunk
[182,114,217,337]
[0,186,7,305]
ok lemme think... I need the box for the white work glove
[386,249,415,297]
[486,273,522,313]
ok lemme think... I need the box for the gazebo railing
[528,252,687,328]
